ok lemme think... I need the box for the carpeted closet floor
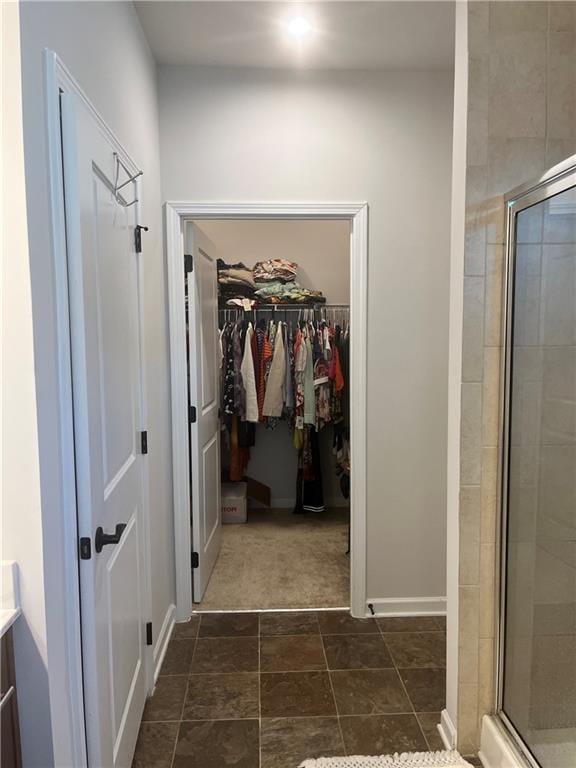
[197,508,350,611]
[132,611,449,768]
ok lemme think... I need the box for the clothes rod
[218,303,350,311]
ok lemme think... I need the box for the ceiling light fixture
[287,16,313,38]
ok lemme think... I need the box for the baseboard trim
[153,603,175,682]
[251,498,349,510]
[439,709,457,750]
[366,596,447,617]
[479,715,527,768]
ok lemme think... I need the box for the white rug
[299,750,474,767]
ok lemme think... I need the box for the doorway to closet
[166,203,368,620]
[195,218,351,611]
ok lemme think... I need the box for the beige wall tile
[468,57,489,166]
[479,543,497,639]
[459,634,480,685]
[482,347,502,447]
[546,138,576,167]
[459,2,576,753]
[481,446,499,544]
[549,1,576,33]
[462,277,485,381]
[489,1,548,37]
[547,31,576,139]
[484,196,506,245]
[458,683,480,755]
[465,220,487,276]
[461,436,483,486]
[488,31,547,139]
[478,637,496,726]
[469,1,489,59]
[487,137,546,198]
[484,244,505,347]
[461,383,483,440]
[466,166,488,207]
[460,518,481,587]
[459,585,481,640]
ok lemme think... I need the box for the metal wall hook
[113,152,142,207]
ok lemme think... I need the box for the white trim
[152,604,176,682]
[439,709,458,750]
[43,51,153,766]
[165,201,368,620]
[250,497,349,510]
[165,204,192,621]
[479,716,526,768]
[366,596,447,617]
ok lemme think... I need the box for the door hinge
[189,405,197,424]
[79,537,92,560]
[140,430,148,454]
[184,253,193,273]
[191,552,199,569]
[134,225,149,254]
[145,622,153,646]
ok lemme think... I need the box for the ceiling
[135,1,455,71]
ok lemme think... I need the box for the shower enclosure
[498,158,576,768]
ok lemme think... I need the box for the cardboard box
[221,482,248,524]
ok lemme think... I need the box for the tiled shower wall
[458,1,576,754]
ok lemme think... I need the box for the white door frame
[43,51,153,765]
[165,201,369,620]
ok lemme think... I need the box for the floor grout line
[319,631,348,756]
[168,626,199,768]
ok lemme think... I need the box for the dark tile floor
[132,611,449,768]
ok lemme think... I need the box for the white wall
[13,2,174,763]
[1,3,53,764]
[197,218,350,507]
[159,65,453,606]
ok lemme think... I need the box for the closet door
[186,223,222,601]
[61,93,147,767]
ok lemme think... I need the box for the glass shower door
[501,172,576,768]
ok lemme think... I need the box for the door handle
[95,523,126,553]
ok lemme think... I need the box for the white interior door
[61,93,147,768]
[186,223,222,601]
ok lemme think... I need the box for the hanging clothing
[222,325,235,416]
[232,322,245,419]
[263,321,286,418]
[283,323,294,414]
[303,331,316,427]
[217,306,350,502]
[293,426,325,514]
[256,326,272,420]
[241,323,258,422]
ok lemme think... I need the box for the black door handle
[95,523,126,553]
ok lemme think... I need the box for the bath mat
[299,750,474,768]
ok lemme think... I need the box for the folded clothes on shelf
[217,259,255,290]
[253,258,298,283]
[254,280,325,304]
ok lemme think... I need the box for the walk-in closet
[186,219,352,610]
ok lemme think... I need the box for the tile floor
[198,509,350,611]
[132,611,449,768]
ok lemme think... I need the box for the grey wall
[159,65,453,605]
[197,218,350,507]
[17,2,173,763]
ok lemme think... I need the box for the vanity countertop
[1,561,21,638]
